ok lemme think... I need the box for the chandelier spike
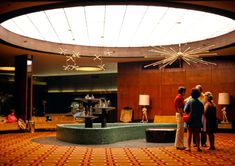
[145,43,217,69]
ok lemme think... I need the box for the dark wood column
[15,55,33,122]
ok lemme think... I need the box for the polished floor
[0,131,235,165]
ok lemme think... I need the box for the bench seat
[0,122,20,131]
[32,115,77,130]
[145,128,176,143]
[153,115,176,123]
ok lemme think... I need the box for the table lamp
[218,93,230,123]
[139,94,150,123]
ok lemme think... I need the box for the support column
[15,55,33,125]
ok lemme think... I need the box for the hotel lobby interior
[0,1,235,165]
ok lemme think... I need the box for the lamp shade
[218,93,230,105]
[139,95,150,106]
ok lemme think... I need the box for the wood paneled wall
[117,57,235,122]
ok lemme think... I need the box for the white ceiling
[2,5,235,47]
[1,3,235,76]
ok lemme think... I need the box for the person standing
[195,85,207,147]
[174,86,186,150]
[185,84,207,147]
[204,92,217,150]
[184,88,204,152]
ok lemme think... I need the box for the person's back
[184,88,204,152]
[205,100,217,131]
[204,91,216,150]
[189,99,204,128]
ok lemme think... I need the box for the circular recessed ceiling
[1,5,235,47]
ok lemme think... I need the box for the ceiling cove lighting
[0,67,15,71]
[144,44,217,69]
[48,88,117,93]
[1,5,235,47]
[76,66,103,72]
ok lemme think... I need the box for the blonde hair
[195,85,203,93]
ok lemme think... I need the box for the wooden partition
[117,57,235,122]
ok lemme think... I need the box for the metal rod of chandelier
[144,43,217,69]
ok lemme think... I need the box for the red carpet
[0,132,235,165]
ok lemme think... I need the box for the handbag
[183,100,192,123]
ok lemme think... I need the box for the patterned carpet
[0,131,235,165]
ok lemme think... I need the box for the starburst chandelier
[59,47,113,72]
[144,44,217,69]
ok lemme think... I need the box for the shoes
[193,144,197,147]
[185,148,191,152]
[208,147,215,150]
[202,144,207,147]
[197,149,202,152]
[176,147,186,150]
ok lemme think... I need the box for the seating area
[153,115,176,123]
[0,120,19,131]
[143,115,177,143]
[145,128,176,143]
[32,114,77,129]
[0,114,176,131]
[0,114,77,131]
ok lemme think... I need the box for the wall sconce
[139,95,150,123]
[218,93,230,123]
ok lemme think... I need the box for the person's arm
[184,101,190,114]
[177,106,184,116]
[204,103,209,117]
[184,96,191,102]
[176,99,184,116]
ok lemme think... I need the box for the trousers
[175,113,184,148]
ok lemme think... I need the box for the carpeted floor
[0,131,235,165]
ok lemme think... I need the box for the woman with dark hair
[184,88,204,152]
[204,92,216,150]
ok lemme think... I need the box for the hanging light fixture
[59,47,113,72]
[59,5,114,72]
[59,48,80,71]
[144,44,217,69]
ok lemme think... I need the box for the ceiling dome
[1,5,235,47]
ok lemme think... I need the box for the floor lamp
[218,93,230,123]
[139,95,150,123]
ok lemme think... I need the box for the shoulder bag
[182,100,192,123]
